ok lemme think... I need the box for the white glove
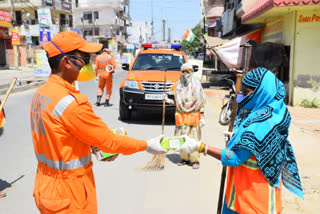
[95,76,98,82]
[224,131,234,143]
[146,135,167,155]
[200,118,206,128]
[180,135,201,154]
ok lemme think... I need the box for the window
[84,28,93,36]
[83,11,92,20]
[15,11,22,26]
[94,11,99,20]
[69,15,73,27]
[94,27,99,36]
[75,0,78,7]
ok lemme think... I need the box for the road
[0,70,226,213]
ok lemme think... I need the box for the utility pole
[168,27,171,43]
[10,0,19,68]
[162,19,165,42]
[151,0,154,37]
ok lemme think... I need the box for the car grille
[141,81,173,92]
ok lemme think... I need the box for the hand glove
[146,135,167,155]
[95,76,98,82]
[101,154,119,162]
[180,135,201,154]
[224,131,234,143]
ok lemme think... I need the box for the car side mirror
[122,63,129,71]
[193,65,199,72]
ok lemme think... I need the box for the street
[0,69,227,213]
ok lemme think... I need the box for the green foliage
[181,21,202,52]
[300,98,320,108]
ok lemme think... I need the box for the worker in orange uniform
[30,31,166,213]
[0,99,6,198]
[95,48,116,107]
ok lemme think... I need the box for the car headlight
[125,80,139,89]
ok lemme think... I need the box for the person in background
[165,63,206,169]
[181,67,304,213]
[95,48,116,107]
[31,31,166,213]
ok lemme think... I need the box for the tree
[181,21,202,52]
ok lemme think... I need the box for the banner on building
[214,29,262,69]
[263,17,283,43]
[11,29,20,45]
[40,28,51,44]
[37,8,52,28]
[35,49,51,77]
[0,10,12,28]
[108,40,118,53]
[207,17,217,28]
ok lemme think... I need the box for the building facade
[72,0,130,53]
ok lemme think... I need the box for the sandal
[177,160,189,166]
[0,192,6,198]
[192,162,200,169]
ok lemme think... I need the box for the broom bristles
[139,154,166,171]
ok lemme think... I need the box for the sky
[130,0,201,41]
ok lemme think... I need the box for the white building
[72,0,130,51]
[127,21,152,46]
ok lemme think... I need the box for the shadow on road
[0,175,25,191]
[166,153,181,164]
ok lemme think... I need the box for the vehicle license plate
[145,94,163,100]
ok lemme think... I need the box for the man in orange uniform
[0,99,6,198]
[95,48,116,107]
[30,31,166,213]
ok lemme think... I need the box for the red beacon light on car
[142,44,182,50]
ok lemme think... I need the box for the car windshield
[132,53,186,71]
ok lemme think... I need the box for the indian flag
[184,29,195,42]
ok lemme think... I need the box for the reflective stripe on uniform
[268,185,276,214]
[228,171,236,209]
[52,95,75,118]
[242,158,259,170]
[98,67,106,70]
[36,153,91,170]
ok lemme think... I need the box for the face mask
[77,62,96,82]
[236,93,246,103]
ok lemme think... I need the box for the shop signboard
[0,10,12,28]
[37,8,52,28]
[126,44,134,50]
[35,49,51,77]
[263,17,283,43]
[11,29,20,45]
[108,39,118,53]
[298,12,320,23]
[207,17,217,28]
[40,28,51,44]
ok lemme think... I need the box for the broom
[141,63,168,171]
[0,77,17,127]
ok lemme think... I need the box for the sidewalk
[0,67,48,95]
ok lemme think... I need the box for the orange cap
[44,30,103,58]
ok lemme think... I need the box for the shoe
[192,162,200,169]
[177,160,189,166]
[104,100,111,107]
[95,96,101,106]
[0,192,6,198]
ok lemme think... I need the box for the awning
[204,35,229,48]
[242,0,320,23]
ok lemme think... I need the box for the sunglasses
[67,55,90,65]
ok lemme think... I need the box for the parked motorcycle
[219,79,235,126]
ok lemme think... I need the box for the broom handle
[0,77,17,113]
[216,43,252,214]
[162,63,168,135]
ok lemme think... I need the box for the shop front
[0,10,12,69]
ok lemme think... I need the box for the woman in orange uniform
[181,67,303,213]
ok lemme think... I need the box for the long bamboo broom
[141,63,168,171]
[0,78,17,127]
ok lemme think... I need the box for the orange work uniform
[30,74,147,213]
[0,99,5,128]
[225,156,282,214]
[95,52,116,101]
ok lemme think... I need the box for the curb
[0,79,46,95]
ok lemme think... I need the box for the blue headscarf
[229,67,303,199]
